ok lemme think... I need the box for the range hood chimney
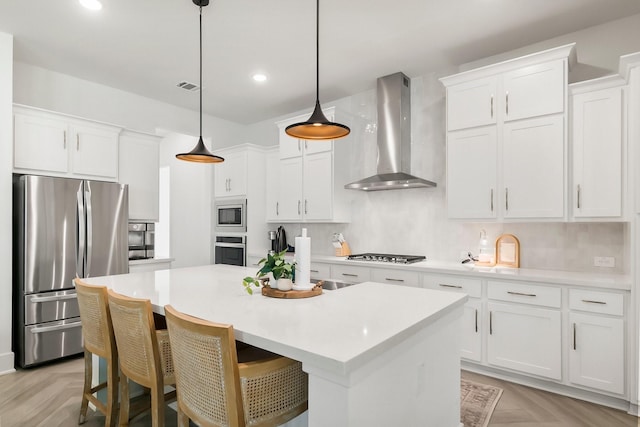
[344,72,436,191]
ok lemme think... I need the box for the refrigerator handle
[85,188,93,276]
[76,189,85,278]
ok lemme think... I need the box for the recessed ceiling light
[79,0,103,11]
[252,73,267,82]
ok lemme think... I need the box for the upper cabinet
[214,150,248,198]
[119,130,161,221]
[13,105,121,181]
[441,44,576,221]
[271,107,351,223]
[570,76,626,220]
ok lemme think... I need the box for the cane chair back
[164,304,308,427]
[74,278,118,426]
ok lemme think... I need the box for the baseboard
[0,351,15,376]
[629,403,639,417]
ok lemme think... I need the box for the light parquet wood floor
[0,356,637,426]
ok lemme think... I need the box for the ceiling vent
[176,81,200,92]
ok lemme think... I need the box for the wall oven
[128,222,155,260]
[214,199,247,233]
[214,235,246,266]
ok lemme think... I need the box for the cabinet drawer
[422,274,482,298]
[370,268,421,288]
[309,262,331,280]
[569,289,624,316]
[330,264,370,283]
[488,281,560,308]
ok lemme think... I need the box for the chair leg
[105,358,119,427]
[78,350,92,424]
[119,376,130,427]
[151,387,165,427]
[177,405,189,427]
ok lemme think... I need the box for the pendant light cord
[315,0,319,102]
[199,5,203,138]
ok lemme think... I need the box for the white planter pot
[276,278,293,291]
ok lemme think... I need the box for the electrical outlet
[593,256,615,268]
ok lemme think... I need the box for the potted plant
[243,250,296,294]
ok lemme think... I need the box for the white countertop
[84,264,467,375]
[128,257,174,266]
[310,255,632,291]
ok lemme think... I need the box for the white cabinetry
[214,150,248,198]
[422,274,482,362]
[487,281,561,380]
[568,289,625,395]
[570,77,625,219]
[119,130,160,221]
[14,105,121,180]
[370,268,420,287]
[272,107,351,223]
[441,44,575,220]
[330,264,370,283]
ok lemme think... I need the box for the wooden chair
[164,304,308,427]
[75,279,119,426]
[107,289,176,427]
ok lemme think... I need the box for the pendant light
[176,0,224,163]
[285,0,350,141]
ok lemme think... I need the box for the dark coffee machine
[269,226,287,253]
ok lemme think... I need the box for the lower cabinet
[487,301,562,380]
[569,312,624,394]
[568,288,625,395]
[370,268,420,287]
[422,274,482,362]
[330,264,370,283]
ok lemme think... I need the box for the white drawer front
[569,289,624,316]
[488,281,561,308]
[422,274,482,298]
[309,262,331,280]
[330,264,371,283]
[370,268,421,288]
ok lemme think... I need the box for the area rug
[461,379,503,427]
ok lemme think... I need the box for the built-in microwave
[214,199,247,233]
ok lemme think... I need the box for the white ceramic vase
[276,278,293,291]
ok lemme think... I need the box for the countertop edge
[129,257,175,266]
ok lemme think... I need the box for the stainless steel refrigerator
[13,175,128,367]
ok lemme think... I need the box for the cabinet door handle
[490,94,494,118]
[573,322,577,350]
[305,141,308,150]
[276,202,279,216]
[228,179,231,192]
[577,184,581,209]
[305,199,308,214]
[490,189,494,212]
[298,140,301,152]
[385,278,405,283]
[76,134,80,151]
[489,311,493,335]
[310,269,319,273]
[475,309,478,333]
[63,130,67,149]
[342,273,358,277]
[507,291,537,297]
[439,284,462,289]
[297,200,301,215]
[505,91,509,116]
[581,299,607,305]
[505,188,509,211]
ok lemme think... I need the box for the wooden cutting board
[261,282,323,299]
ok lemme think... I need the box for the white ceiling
[1,0,640,124]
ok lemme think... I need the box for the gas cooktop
[347,253,426,264]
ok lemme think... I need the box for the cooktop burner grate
[346,253,426,264]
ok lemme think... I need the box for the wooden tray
[262,281,323,299]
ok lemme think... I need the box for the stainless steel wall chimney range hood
[344,72,436,191]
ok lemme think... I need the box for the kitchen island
[86,264,467,427]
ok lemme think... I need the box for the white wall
[12,62,246,150]
[159,132,214,268]
[0,31,14,374]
